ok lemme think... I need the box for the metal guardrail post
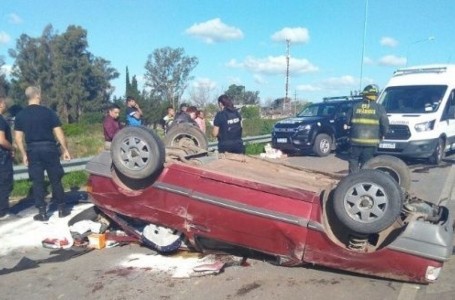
[13,135,272,181]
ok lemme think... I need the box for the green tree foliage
[224,84,260,105]
[144,47,198,109]
[0,56,9,97]
[240,105,260,119]
[8,24,119,123]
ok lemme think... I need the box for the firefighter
[346,84,389,173]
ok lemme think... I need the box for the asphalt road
[1,152,455,300]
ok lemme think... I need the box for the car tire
[313,133,332,157]
[429,137,445,165]
[164,123,208,150]
[362,155,411,191]
[111,126,165,180]
[333,169,403,234]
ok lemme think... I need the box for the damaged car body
[85,126,453,284]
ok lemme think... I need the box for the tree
[188,82,215,108]
[144,47,198,109]
[8,24,119,123]
[0,56,10,97]
[224,84,260,105]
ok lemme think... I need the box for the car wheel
[333,169,403,234]
[313,133,332,157]
[429,137,445,165]
[164,123,208,150]
[111,126,165,180]
[362,155,411,191]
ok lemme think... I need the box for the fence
[13,134,272,181]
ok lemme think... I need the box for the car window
[298,104,338,117]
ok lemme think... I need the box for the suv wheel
[313,133,332,157]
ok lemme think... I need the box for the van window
[441,90,455,120]
[379,85,447,114]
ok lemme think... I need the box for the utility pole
[284,39,290,114]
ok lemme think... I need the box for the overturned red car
[86,125,453,283]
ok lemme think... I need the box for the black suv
[272,96,362,156]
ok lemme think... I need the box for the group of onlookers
[103,94,244,155]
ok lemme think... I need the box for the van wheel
[362,155,411,191]
[313,134,332,157]
[429,138,445,165]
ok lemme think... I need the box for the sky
[1,0,454,105]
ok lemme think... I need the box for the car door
[334,102,353,140]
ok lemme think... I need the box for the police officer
[0,97,14,220]
[14,86,72,221]
[346,84,389,173]
[212,94,245,154]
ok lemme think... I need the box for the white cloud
[253,74,267,85]
[296,84,321,92]
[380,37,398,47]
[322,75,357,87]
[378,55,406,66]
[8,13,23,24]
[0,64,12,76]
[271,27,310,44]
[363,56,374,65]
[228,55,318,76]
[185,18,243,44]
[192,77,217,90]
[0,31,11,45]
[297,75,358,94]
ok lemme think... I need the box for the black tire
[362,155,411,191]
[164,123,208,150]
[313,133,332,157]
[68,206,101,226]
[333,169,403,234]
[429,137,445,165]
[111,126,165,180]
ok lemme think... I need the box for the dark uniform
[347,85,389,173]
[213,107,244,154]
[0,114,13,217]
[14,105,66,211]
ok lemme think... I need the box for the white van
[377,64,455,164]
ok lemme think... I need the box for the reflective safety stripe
[351,137,380,144]
[351,118,380,125]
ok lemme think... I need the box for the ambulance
[377,65,455,164]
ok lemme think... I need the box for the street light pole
[284,39,290,113]
[406,36,435,67]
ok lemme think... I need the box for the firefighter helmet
[362,84,380,100]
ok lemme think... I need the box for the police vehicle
[272,96,362,156]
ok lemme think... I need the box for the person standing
[0,97,14,220]
[14,86,72,221]
[195,110,206,133]
[346,84,389,173]
[125,96,143,126]
[162,106,175,134]
[103,104,122,150]
[212,94,244,154]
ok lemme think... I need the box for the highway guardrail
[13,134,272,181]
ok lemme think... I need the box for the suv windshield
[297,104,338,117]
[379,85,447,113]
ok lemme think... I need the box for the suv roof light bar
[393,67,447,77]
[323,95,363,102]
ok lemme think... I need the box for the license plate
[277,138,287,143]
[379,142,396,149]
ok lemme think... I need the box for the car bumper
[376,138,439,158]
[272,133,312,151]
